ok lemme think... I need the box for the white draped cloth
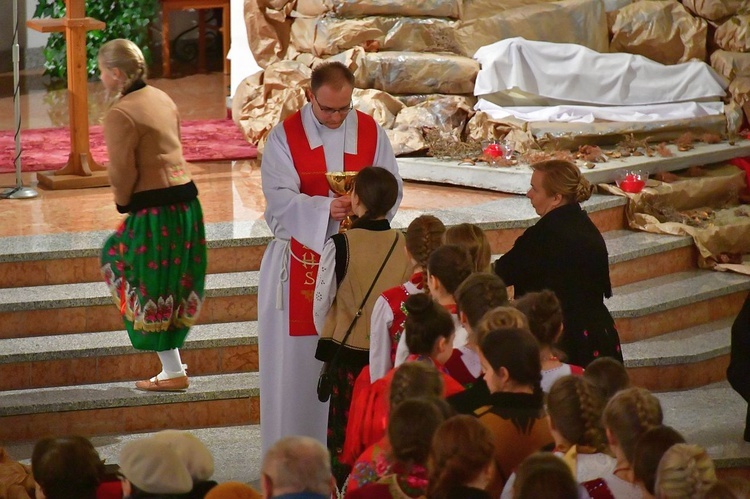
[259,104,400,455]
[473,37,727,123]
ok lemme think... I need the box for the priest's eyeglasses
[314,99,354,116]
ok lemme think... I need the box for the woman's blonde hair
[97,38,147,95]
[655,444,717,499]
[531,160,593,204]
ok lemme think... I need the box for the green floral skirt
[101,199,207,351]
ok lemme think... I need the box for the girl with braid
[513,290,584,394]
[369,214,446,383]
[98,39,207,392]
[428,415,495,499]
[394,244,474,365]
[655,444,717,499]
[583,387,664,499]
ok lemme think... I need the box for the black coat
[494,203,620,365]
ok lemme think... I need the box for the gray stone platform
[398,139,750,194]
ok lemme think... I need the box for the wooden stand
[161,0,231,78]
[27,0,110,190]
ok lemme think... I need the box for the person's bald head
[261,436,334,498]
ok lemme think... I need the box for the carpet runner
[0,118,257,173]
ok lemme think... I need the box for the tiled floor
[0,70,511,239]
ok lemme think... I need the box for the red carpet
[0,119,257,173]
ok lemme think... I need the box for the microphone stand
[1,0,38,199]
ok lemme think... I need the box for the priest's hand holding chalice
[326,171,357,232]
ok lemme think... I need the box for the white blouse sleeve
[394,329,410,367]
[313,237,338,335]
[369,295,394,383]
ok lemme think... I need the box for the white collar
[301,103,360,155]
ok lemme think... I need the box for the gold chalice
[325,171,357,232]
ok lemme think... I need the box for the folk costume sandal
[135,375,189,392]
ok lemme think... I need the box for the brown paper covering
[353,52,479,95]
[710,50,750,80]
[715,15,750,53]
[455,0,609,58]
[233,60,311,153]
[729,76,750,124]
[610,0,707,65]
[682,0,745,23]
[385,128,427,155]
[461,0,559,21]
[332,0,461,19]
[352,88,405,129]
[244,0,294,68]
[394,95,475,132]
[290,16,398,56]
[382,18,461,54]
[599,164,750,269]
[295,0,330,16]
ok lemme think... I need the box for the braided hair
[350,167,399,227]
[454,272,509,336]
[97,39,147,97]
[404,215,446,294]
[547,375,608,452]
[513,290,563,348]
[388,362,443,411]
[602,387,663,464]
[656,444,717,498]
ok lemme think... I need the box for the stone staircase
[1,193,749,483]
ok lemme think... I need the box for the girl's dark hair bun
[404,293,433,316]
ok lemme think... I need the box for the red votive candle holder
[483,143,503,158]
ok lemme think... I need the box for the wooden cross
[27,0,110,189]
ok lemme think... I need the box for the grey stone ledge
[656,381,750,469]
[607,270,750,318]
[602,230,692,264]
[0,321,258,364]
[622,318,732,367]
[0,271,259,312]
[0,372,259,417]
[0,194,624,263]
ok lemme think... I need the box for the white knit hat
[153,429,215,481]
[119,437,193,494]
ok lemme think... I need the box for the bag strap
[328,231,400,366]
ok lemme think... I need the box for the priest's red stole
[284,109,377,336]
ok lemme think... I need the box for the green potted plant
[33,0,158,81]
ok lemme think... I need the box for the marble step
[1,383,748,480]
[622,318,732,392]
[0,229,692,339]
[0,322,259,391]
[608,270,750,343]
[0,372,260,443]
[0,271,259,339]
[0,194,627,288]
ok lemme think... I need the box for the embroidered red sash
[283,109,377,336]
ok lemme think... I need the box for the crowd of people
[23,36,742,499]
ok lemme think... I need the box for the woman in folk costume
[341,291,464,471]
[368,214,446,384]
[313,166,412,486]
[344,362,444,494]
[476,327,555,497]
[98,39,206,392]
[582,387,663,499]
[258,61,401,456]
[513,290,585,394]
[501,375,614,499]
[394,244,474,366]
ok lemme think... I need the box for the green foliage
[34,0,158,81]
